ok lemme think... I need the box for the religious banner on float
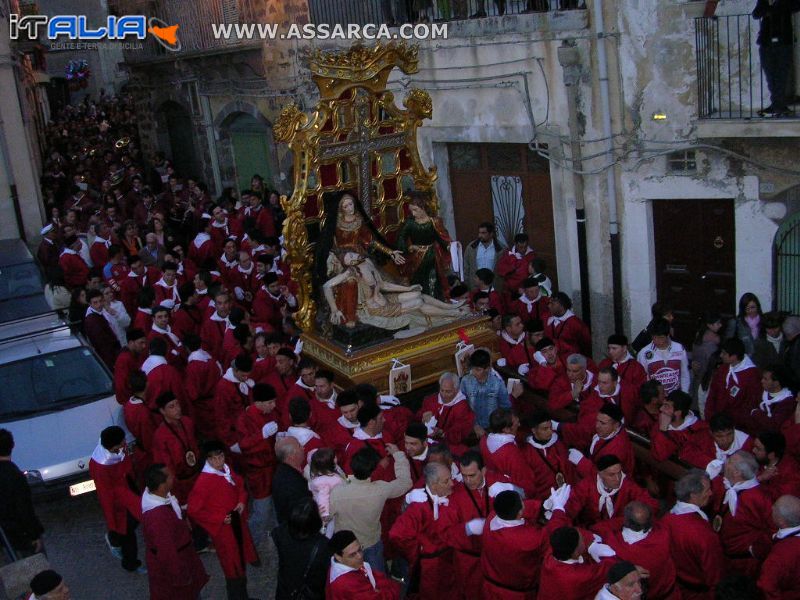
[454,341,474,378]
[389,359,412,396]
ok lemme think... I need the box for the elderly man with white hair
[758,494,800,598]
[712,449,774,579]
[417,372,476,456]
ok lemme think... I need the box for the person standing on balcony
[753,0,800,117]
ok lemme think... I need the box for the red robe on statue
[187,467,258,578]
[142,502,209,600]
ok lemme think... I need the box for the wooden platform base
[301,316,498,393]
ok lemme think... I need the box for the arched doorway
[157,101,199,179]
[226,112,272,192]
[775,211,800,316]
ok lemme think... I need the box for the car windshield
[0,347,112,421]
[0,262,44,301]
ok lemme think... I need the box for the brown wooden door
[447,143,557,289]
[653,199,736,346]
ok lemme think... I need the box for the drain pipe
[557,41,591,326]
[593,0,624,334]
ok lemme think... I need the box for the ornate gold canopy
[274,42,439,331]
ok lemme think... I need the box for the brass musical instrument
[115,136,130,149]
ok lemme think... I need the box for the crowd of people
[2,91,800,600]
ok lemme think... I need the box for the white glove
[262,422,279,438]
[705,459,724,480]
[497,358,507,368]
[518,363,530,376]
[551,420,560,431]
[234,286,245,301]
[405,488,428,505]
[294,339,303,355]
[465,518,485,536]
[425,416,438,435]
[229,443,242,454]
[488,482,516,498]
[568,448,584,465]
[588,539,616,562]
[533,350,547,366]
[548,484,572,512]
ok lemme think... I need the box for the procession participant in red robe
[650,390,707,462]
[188,218,214,267]
[592,502,679,600]
[548,353,598,416]
[120,255,160,316]
[241,190,276,238]
[481,488,570,599]
[37,224,60,273]
[252,272,297,334]
[324,389,362,462]
[151,392,201,506]
[148,305,185,368]
[569,403,636,480]
[228,251,259,308]
[496,233,536,301]
[285,397,327,466]
[103,245,130,296]
[479,408,537,498]
[90,221,113,270]
[630,380,663,435]
[522,411,577,500]
[84,289,122,369]
[344,403,396,482]
[710,450,774,578]
[199,290,232,363]
[403,423,431,487]
[559,367,626,450]
[141,337,189,415]
[377,392,415,449]
[308,369,340,432]
[418,372,475,457]
[662,469,724,600]
[171,283,204,340]
[537,526,616,600]
[209,206,242,255]
[89,426,144,572]
[498,315,532,371]
[598,334,647,392]
[182,333,223,440]
[750,365,796,434]
[388,462,459,600]
[187,441,259,599]
[544,292,592,359]
[58,235,89,288]
[114,328,147,404]
[705,338,762,432]
[753,431,800,501]
[758,494,800,599]
[263,348,298,426]
[123,370,157,486]
[234,383,279,543]
[153,261,181,307]
[213,354,255,450]
[218,239,240,289]
[141,464,209,600]
[326,530,400,600]
[192,271,214,314]
[131,288,156,335]
[595,562,647,600]
[508,276,550,325]
[471,269,505,314]
[251,332,279,382]
[526,337,570,398]
[281,358,316,429]
[565,455,657,530]
[681,413,754,475]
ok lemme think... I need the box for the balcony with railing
[694,13,800,137]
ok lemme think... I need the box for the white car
[0,314,127,496]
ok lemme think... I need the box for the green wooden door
[229,113,271,192]
[776,211,800,316]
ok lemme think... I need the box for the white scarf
[726,356,756,388]
[411,445,429,463]
[154,278,180,303]
[557,556,585,565]
[775,525,800,540]
[188,349,212,363]
[500,331,525,346]
[328,557,377,589]
[595,585,621,600]
[378,395,400,408]
[141,354,167,375]
[202,461,235,486]
[597,474,625,518]
[723,477,759,517]
[337,415,359,430]
[519,293,542,312]
[715,429,750,462]
[759,388,794,418]
[193,232,211,249]
[209,311,230,328]
[596,383,621,400]
[60,247,78,257]
[613,353,635,370]
[486,433,516,454]
[85,305,117,330]
[137,307,152,317]
[767,333,784,354]
[128,396,144,405]
[211,217,229,230]
[94,236,111,248]
[287,426,320,447]
[580,370,595,392]
[237,263,254,276]
[621,526,650,545]
[294,377,314,391]
[509,247,533,260]
[527,433,559,452]
[668,411,699,431]
[590,426,621,456]
[548,309,575,327]
[670,500,709,521]
[352,428,382,441]
[438,391,466,408]
[151,323,182,348]
[489,515,525,531]
[417,486,450,520]
[141,488,182,519]
[316,391,337,411]
[223,367,255,396]
[219,253,238,269]
[91,441,125,465]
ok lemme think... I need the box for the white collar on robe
[519,293,542,309]
[590,426,621,455]
[715,430,749,461]
[193,232,211,248]
[726,356,756,387]
[548,309,575,326]
[500,331,525,346]
[223,367,254,395]
[486,433,516,454]
[527,433,559,450]
[287,426,320,448]
[438,391,466,407]
[220,254,238,268]
[595,383,621,400]
[723,477,759,517]
[91,441,125,465]
[141,354,167,375]
[151,323,181,347]
[337,415,359,430]
[328,557,377,588]
[352,427,382,441]
[489,515,525,531]
[668,411,698,431]
[188,349,212,363]
[595,585,622,600]
[612,353,635,369]
[759,388,794,418]
[141,488,182,519]
[597,474,625,517]
[670,500,708,521]
[294,377,314,391]
[201,461,235,485]
[621,526,650,545]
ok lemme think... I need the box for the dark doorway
[447,143,557,289]
[653,199,736,345]
[159,102,199,179]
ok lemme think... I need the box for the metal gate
[775,212,800,316]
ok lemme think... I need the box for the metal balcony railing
[694,14,771,119]
[308,0,583,26]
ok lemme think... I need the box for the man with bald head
[758,494,800,598]
[271,436,311,524]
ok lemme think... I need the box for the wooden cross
[318,92,407,213]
